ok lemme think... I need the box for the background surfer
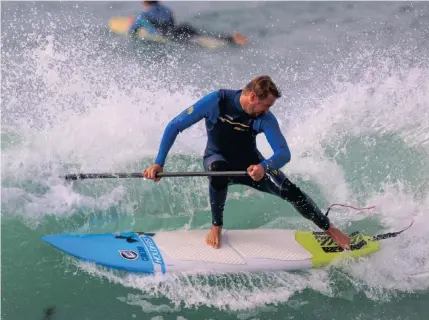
[129,1,248,46]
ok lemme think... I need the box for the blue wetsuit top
[155,90,291,171]
[129,3,174,34]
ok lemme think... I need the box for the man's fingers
[152,169,158,179]
[148,169,155,179]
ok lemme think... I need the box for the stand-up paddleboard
[42,229,381,275]
[107,16,231,49]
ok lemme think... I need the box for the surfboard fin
[371,220,414,241]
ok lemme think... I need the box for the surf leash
[371,220,414,241]
[324,203,376,216]
[324,203,414,241]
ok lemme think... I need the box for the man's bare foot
[326,224,350,250]
[205,225,222,249]
[232,32,248,46]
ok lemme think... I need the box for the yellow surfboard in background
[107,16,229,48]
[108,16,131,34]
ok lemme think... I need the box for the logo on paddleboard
[118,250,138,260]
[142,236,164,265]
[187,105,194,115]
[137,246,149,261]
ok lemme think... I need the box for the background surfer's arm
[128,13,145,34]
[154,91,220,166]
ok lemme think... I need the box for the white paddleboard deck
[154,229,313,272]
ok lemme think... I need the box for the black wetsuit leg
[172,23,234,42]
[204,154,330,230]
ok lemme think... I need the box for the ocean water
[1,1,429,319]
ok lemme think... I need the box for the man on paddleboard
[143,76,350,250]
[129,1,248,46]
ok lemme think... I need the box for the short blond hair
[243,75,282,99]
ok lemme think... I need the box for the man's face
[247,92,277,118]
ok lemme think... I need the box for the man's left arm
[258,114,291,171]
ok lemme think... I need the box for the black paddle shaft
[63,171,248,180]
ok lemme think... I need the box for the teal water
[2,2,429,319]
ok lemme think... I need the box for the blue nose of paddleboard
[42,233,157,274]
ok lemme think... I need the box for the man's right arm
[129,13,163,36]
[154,91,220,167]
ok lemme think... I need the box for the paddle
[62,171,248,180]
